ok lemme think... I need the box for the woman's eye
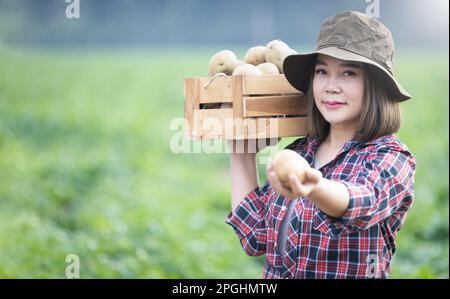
[343,70,356,76]
[315,69,326,75]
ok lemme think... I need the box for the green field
[0,46,448,278]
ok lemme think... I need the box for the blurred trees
[0,0,447,48]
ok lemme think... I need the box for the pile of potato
[208,39,297,77]
[202,39,296,109]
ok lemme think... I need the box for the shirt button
[281,206,286,211]
[274,242,278,248]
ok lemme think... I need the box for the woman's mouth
[323,101,347,109]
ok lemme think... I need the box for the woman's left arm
[306,178,350,218]
[267,165,350,218]
[267,147,416,227]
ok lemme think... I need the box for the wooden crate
[183,74,308,140]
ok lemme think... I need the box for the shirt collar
[306,133,364,164]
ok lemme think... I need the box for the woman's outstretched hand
[266,160,323,200]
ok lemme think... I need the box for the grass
[0,45,448,278]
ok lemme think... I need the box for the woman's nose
[324,76,342,94]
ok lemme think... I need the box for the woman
[226,10,416,279]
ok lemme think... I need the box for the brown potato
[256,62,280,75]
[244,46,266,66]
[272,149,310,189]
[232,64,262,76]
[208,50,239,76]
[265,40,297,73]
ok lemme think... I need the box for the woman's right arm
[228,138,280,213]
[226,138,280,256]
[230,152,259,213]
[227,141,268,257]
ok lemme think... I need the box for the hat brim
[283,47,411,102]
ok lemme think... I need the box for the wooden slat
[189,110,203,140]
[232,75,244,118]
[193,110,308,140]
[198,108,236,140]
[183,78,198,139]
[197,76,233,104]
[277,117,308,137]
[246,117,308,139]
[243,74,301,95]
[245,118,277,139]
[244,95,307,117]
[185,75,301,104]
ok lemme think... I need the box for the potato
[265,40,297,73]
[244,46,266,66]
[208,50,239,76]
[232,63,262,76]
[272,149,310,189]
[256,62,280,75]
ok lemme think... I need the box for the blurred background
[0,0,448,278]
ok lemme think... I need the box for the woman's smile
[322,100,347,110]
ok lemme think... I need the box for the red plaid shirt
[226,134,416,279]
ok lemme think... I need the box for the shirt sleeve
[314,146,416,238]
[225,180,272,256]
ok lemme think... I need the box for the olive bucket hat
[283,10,411,102]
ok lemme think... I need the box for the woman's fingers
[273,175,296,199]
[267,171,280,191]
[268,166,323,199]
[267,169,275,183]
[268,160,319,200]
[268,171,295,199]
[306,168,323,184]
[289,174,307,198]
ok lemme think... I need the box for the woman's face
[313,54,365,131]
